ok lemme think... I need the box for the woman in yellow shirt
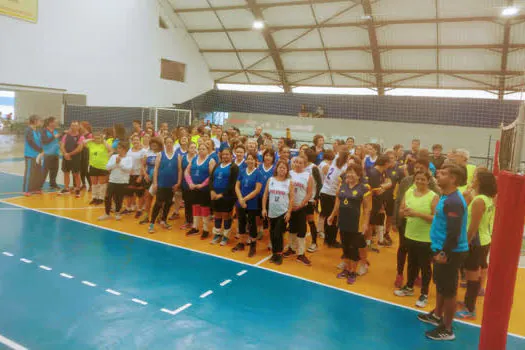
[84,132,112,204]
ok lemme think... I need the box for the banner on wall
[0,0,38,23]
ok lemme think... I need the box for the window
[160,59,186,82]
[159,17,168,29]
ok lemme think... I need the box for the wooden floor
[4,191,525,337]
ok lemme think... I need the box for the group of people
[23,116,497,342]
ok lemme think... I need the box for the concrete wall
[14,91,63,123]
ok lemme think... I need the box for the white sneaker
[115,214,122,221]
[357,262,369,276]
[307,243,318,253]
[416,294,428,308]
[98,214,111,221]
[337,261,347,270]
[319,231,325,239]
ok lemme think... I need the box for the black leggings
[80,148,91,188]
[270,214,287,254]
[406,238,433,295]
[42,154,59,187]
[105,183,127,215]
[151,187,174,223]
[396,218,408,275]
[182,189,194,224]
[321,194,338,245]
[237,207,258,239]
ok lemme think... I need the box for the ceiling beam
[175,0,350,13]
[362,0,382,95]
[187,15,525,33]
[245,0,291,93]
[210,69,524,76]
[498,1,513,100]
[200,44,525,53]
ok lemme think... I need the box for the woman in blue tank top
[149,136,182,233]
[180,142,197,229]
[209,148,239,246]
[170,135,189,221]
[138,137,163,225]
[257,148,276,241]
[185,143,216,239]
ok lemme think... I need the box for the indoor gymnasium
[2,0,525,349]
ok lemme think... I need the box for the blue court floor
[0,172,524,349]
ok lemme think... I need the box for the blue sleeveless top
[258,164,274,195]
[213,163,232,195]
[158,151,179,188]
[191,156,212,190]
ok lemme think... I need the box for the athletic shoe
[59,189,69,195]
[200,231,210,239]
[23,192,31,197]
[75,189,81,198]
[89,199,96,205]
[347,272,357,285]
[180,223,190,230]
[283,248,296,258]
[139,216,149,225]
[148,224,155,234]
[414,276,422,288]
[186,228,200,236]
[274,254,283,265]
[235,233,241,240]
[232,242,245,252]
[384,233,393,245]
[460,281,467,288]
[33,190,43,195]
[378,240,392,247]
[318,231,325,239]
[269,254,278,264]
[425,325,455,341]
[416,294,429,308]
[369,242,380,253]
[160,221,172,230]
[98,214,111,221]
[394,286,415,297]
[394,274,404,288]
[220,236,229,246]
[337,270,350,279]
[121,209,133,215]
[134,211,142,219]
[50,185,61,191]
[329,241,342,249]
[307,243,318,253]
[417,311,441,327]
[337,261,347,270]
[455,309,476,320]
[357,262,369,276]
[248,242,256,257]
[115,214,122,221]
[296,255,311,266]
[478,288,486,297]
[169,213,180,220]
[211,234,222,245]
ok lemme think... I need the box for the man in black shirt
[430,144,446,169]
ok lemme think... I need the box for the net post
[511,104,525,172]
[154,107,158,131]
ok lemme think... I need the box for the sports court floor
[0,150,524,349]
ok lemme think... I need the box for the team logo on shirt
[352,190,358,196]
[392,171,396,175]
[343,199,349,205]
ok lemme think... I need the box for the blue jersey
[41,129,60,156]
[430,190,469,253]
[24,127,42,158]
[220,141,231,152]
[158,151,179,188]
[257,152,263,163]
[234,159,247,173]
[315,151,324,165]
[429,162,437,177]
[190,156,212,190]
[145,151,158,179]
[364,156,376,176]
[213,163,233,195]
[210,152,220,164]
[175,148,187,158]
[258,163,274,195]
[237,168,263,210]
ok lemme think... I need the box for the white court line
[172,303,192,315]
[39,265,52,271]
[0,334,28,350]
[236,270,248,276]
[105,289,121,296]
[59,273,74,279]
[131,298,148,305]
[160,308,175,315]
[200,290,213,299]
[19,258,32,264]
[81,281,96,287]
[1,200,524,340]
[255,255,272,266]
[219,279,231,287]
[2,252,13,257]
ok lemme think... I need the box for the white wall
[0,0,213,107]
[14,91,63,122]
[227,112,500,159]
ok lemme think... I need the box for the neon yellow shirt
[467,194,494,246]
[86,142,110,170]
[405,188,437,243]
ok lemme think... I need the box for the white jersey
[305,163,318,203]
[319,160,331,183]
[268,177,291,218]
[290,170,310,206]
[321,160,347,196]
[127,148,147,175]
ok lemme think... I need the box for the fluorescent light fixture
[361,15,372,20]
[292,86,377,95]
[501,6,519,16]
[252,20,264,29]
[386,88,497,99]
[217,83,283,93]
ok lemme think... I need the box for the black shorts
[193,189,211,207]
[290,206,307,237]
[464,244,491,271]
[305,202,315,216]
[127,175,145,197]
[62,155,81,173]
[384,196,395,217]
[433,252,468,298]
[341,231,366,261]
[89,166,108,177]
[320,193,335,217]
[212,196,236,213]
